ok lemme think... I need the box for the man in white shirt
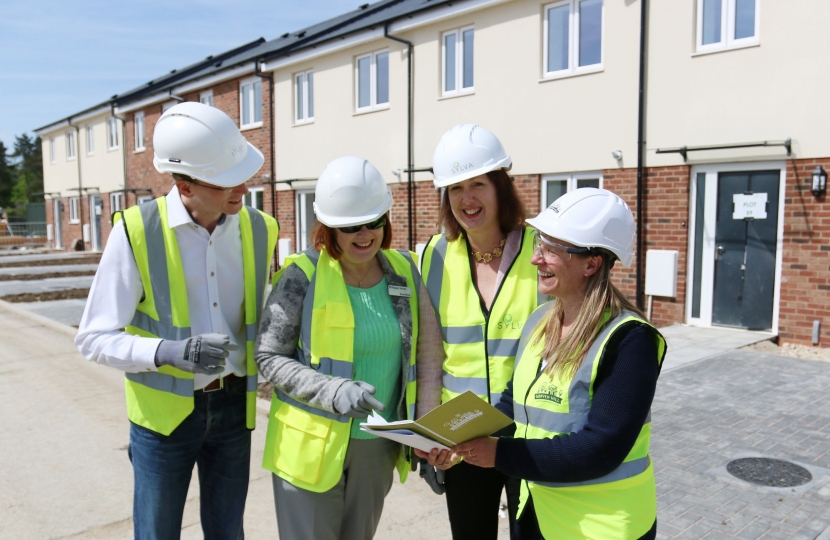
[75,102,278,540]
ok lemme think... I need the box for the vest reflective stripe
[120,198,278,436]
[125,371,194,397]
[533,456,652,489]
[512,306,666,540]
[263,248,419,493]
[421,229,540,405]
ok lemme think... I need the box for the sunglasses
[532,231,591,262]
[338,215,387,234]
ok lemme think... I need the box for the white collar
[165,185,231,229]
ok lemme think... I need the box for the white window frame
[86,124,94,156]
[69,196,80,223]
[442,26,475,97]
[695,0,760,54]
[134,111,145,152]
[295,189,317,251]
[239,77,263,129]
[50,137,56,164]
[137,194,154,205]
[243,186,264,211]
[295,70,314,124]
[107,117,119,150]
[200,89,214,107]
[355,49,390,113]
[541,172,603,208]
[66,130,76,161]
[110,192,124,213]
[542,0,605,80]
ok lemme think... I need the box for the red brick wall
[779,158,830,346]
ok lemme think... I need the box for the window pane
[296,75,304,120]
[702,0,722,45]
[242,85,251,125]
[254,81,262,123]
[444,33,457,92]
[358,56,371,108]
[462,29,474,88]
[255,191,263,211]
[578,0,602,67]
[691,172,706,318]
[547,4,570,72]
[546,180,568,207]
[376,52,389,104]
[303,193,317,249]
[307,72,314,118]
[734,0,755,39]
[576,178,599,189]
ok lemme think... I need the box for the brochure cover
[360,391,513,451]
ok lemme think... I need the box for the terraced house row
[35,0,830,347]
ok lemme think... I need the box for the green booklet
[360,391,513,451]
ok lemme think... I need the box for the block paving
[653,349,830,539]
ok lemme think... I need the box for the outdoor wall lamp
[811,166,827,197]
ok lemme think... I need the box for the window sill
[539,66,603,84]
[438,90,474,101]
[69,220,80,225]
[67,157,77,162]
[293,119,315,127]
[107,147,119,152]
[134,148,146,154]
[353,105,390,117]
[87,153,94,157]
[240,122,263,131]
[691,41,760,57]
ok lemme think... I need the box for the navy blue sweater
[494,324,661,484]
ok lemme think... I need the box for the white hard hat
[153,102,264,188]
[432,124,512,188]
[526,188,636,267]
[313,156,394,228]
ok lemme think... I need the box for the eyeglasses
[337,215,387,234]
[532,232,590,263]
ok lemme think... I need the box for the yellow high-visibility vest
[262,247,420,493]
[512,306,666,539]
[116,197,278,436]
[420,228,542,405]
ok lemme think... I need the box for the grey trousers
[272,437,399,540]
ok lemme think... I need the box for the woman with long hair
[415,124,544,539]
[453,188,666,539]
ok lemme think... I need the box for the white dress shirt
[75,186,246,390]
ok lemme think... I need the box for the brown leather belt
[199,373,238,393]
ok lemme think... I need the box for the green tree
[11,134,43,201]
[0,141,15,210]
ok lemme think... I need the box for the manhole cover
[726,458,812,488]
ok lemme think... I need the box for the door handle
[716,245,724,260]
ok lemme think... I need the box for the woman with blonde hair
[454,188,666,539]
[255,156,443,540]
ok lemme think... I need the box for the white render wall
[271,0,644,183]
[41,110,125,197]
[646,0,830,167]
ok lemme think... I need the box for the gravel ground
[0,255,101,268]
[743,339,830,362]
[0,270,95,281]
[1,288,90,303]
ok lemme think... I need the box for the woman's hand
[413,447,462,470]
[453,437,498,468]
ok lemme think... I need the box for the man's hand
[155,333,238,375]
[419,458,446,495]
[452,437,498,468]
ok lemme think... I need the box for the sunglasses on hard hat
[337,215,387,234]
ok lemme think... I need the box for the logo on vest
[450,161,475,176]
[444,410,484,431]
[497,313,522,330]
[534,381,563,404]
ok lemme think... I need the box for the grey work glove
[333,380,385,419]
[154,333,238,375]
[419,458,446,495]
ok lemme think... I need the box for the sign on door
[732,193,767,220]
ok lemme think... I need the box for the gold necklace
[471,238,506,263]
[342,262,375,287]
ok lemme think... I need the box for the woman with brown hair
[454,188,666,539]
[416,124,544,539]
[254,156,443,540]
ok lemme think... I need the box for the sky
[0,0,362,150]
